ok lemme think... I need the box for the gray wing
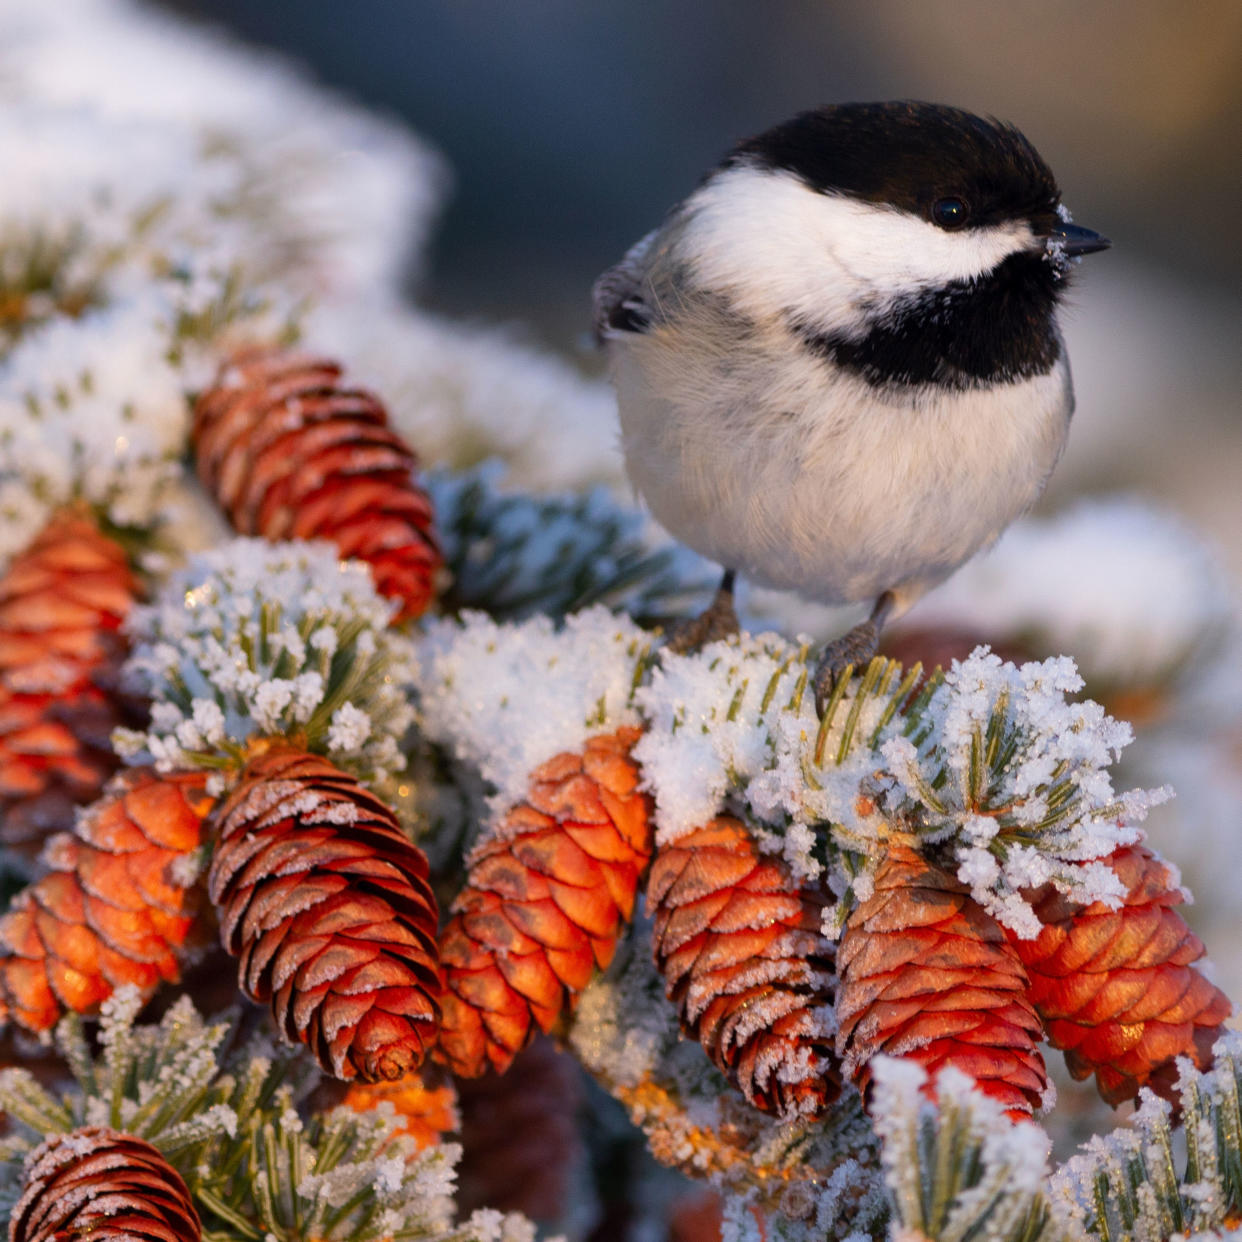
[591,228,659,344]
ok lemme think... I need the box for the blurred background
[158,0,1242,569]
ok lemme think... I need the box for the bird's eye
[931,196,970,229]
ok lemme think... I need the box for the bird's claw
[665,586,741,655]
[813,619,881,716]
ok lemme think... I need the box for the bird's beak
[1048,222,1110,256]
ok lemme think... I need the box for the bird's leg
[813,590,896,716]
[666,569,740,654]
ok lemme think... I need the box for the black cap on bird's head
[726,100,1109,261]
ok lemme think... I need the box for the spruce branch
[0,987,538,1242]
[115,538,418,795]
[868,1057,1073,1242]
[429,463,714,623]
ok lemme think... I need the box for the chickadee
[592,100,1108,708]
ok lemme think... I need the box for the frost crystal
[636,635,1167,935]
[414,607,649,816]
[120,539,416,790]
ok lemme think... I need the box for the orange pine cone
[456,1036,581,1222]
[0,767,213,1032]
[436,727,652,1077]
[648,815,841,1120]
[207,744,441,1082]
[1008,843,1232,1106]
[10,1127,201,1242]
[836,842,1047,1119]
[341,1071,459,1152]
[192,350,442,622]
[0,507,139,854]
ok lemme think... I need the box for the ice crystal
[414,607,650,818]
[118,539,417,791]
[636,635,1167,935]
[0,279,261,564]
[1052,1034,1242,1241]
[859,648,1167,935]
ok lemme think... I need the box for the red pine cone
[10,1126,201,1242]
[1008,842,1232,1106]
[0,507,139,855]
[0,768,213,1032]
[436,727,652,1077]
[192,350,442,622]
[648,815,841,1120]
[456,1036,582,1222]
[207,744,441,1082]
[836,842,1047,1119]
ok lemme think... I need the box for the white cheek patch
[682,164,1036,336]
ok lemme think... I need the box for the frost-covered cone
[647,815,840,1121]
[456,1036,582,1222]
[0,767,212,1033]
[0,507,138,854]
[207,743,440,1082]
[341,1072,460,1153]
[436,727,652,1077]
[192,350,442,622]
[837,842,1047,1120]
[9,1126,201,1242]
[1008,842,1231,1106]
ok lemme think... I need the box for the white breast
[610,322,1073,610]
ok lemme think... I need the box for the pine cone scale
[10,1127,201,1242]
[649,815,840,1119]
[437,727,653,1076]
[194,351,443,621]
[1009,843,1231,1105]
[837,842,1047,1117]
[209,745,440,1081]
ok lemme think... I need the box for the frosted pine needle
[429,462,714,623]
[116,538,417,792]
[0,989,537,1242]
[869,1057,1067,1242]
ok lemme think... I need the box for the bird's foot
[812,619,881,717]
[665,585,740,655]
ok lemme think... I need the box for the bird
[592,100,1109,711]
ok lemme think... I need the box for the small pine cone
[0,768,213,1032]
[192,350,442,622]
[1008,843,1232,1106]
[10,1126,201,1242]
[341,1072,459,1152]
[648,815,841,1121]
[836,842,1047,1119]
[457,1036,582,1222]
[207,744,440,1082]
[436,727,652,1077]
[0,507,139,854]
